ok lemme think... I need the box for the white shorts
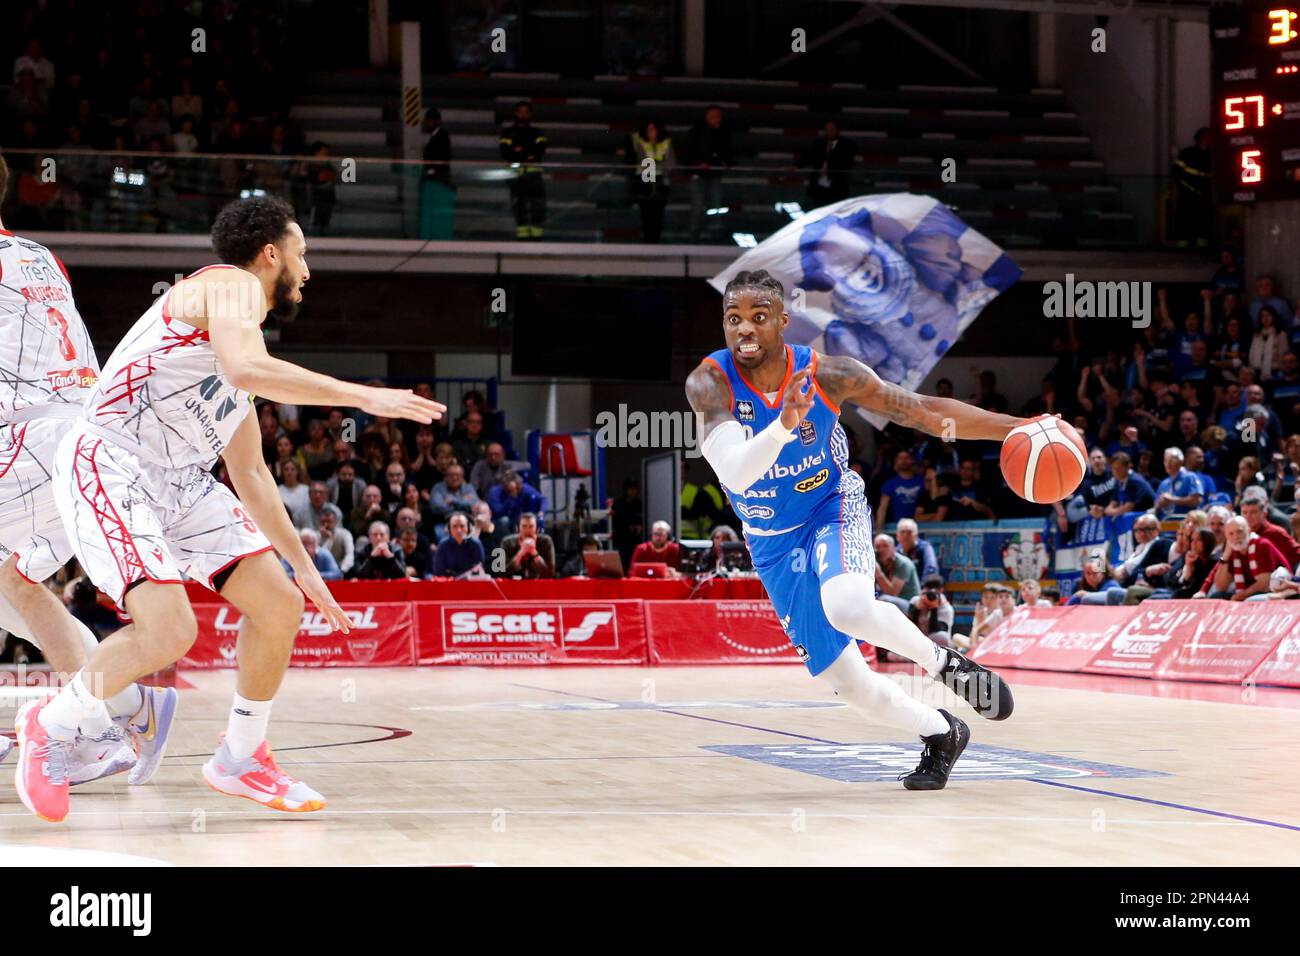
[0,415,79,583]
[53,425,275,607]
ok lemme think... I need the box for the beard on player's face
[269,263,299,322]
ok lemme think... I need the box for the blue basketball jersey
[703,343,865,535]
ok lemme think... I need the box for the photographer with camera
[907,574,954,649]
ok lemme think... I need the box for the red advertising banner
[1081,602,1210,677]
[1249,628,1300,687]
[1153,601,1296,683]
[974,606,1131,671]
[415,600,646,665]
[647,600,805,665]
[183,602,415,669]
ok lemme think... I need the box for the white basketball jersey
[87,264,254,470]
[0,229,100,417]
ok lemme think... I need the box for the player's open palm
[360,387,446,424]
[779,368,814,431]
[296,565,353,633]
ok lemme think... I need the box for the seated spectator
[1079,447,1114,502]
[452,408,490,468]
[488,470,543,534]
[895,518,938,579]
[13,38,56,91]
[630,520,681,574]
[318,504,355,576]
[352,521,408,580]
[499,512,555,579]
[470,442,509,500]
[877,450,924,526]
[429,463,481,541]
[1239,486,1300,567]
[329,461,365,514]
[399,481,437,537]
[953,584,1014,651]
[944,459,995,521]
[393,506,434,555]
[1267,436,1300,503]
[300,419,335,480]
[913,467,948,522]
[380,461,408,509]
[1128,528,1218,602]
[397,527,433,579]
[1101,451,1156,516]
[349,484,387,539]
[874,534,919,616]
[1197,514,1287,600]
[294,481,330,531]
[907,574,954,649]
[432,513,487,578]
[278,459,310,519]
[1112,513,1171,587]
[271,434,305,483]
[1067,554,1125,605]
[470,500,503,558]
[408,425,442,493]
[1018,579,1052,607]
[1154,447,1203,518]
[281,527,342,582]
[709,525,740,573]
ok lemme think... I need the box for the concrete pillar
[369,0,389,68]
[683,0,705,76]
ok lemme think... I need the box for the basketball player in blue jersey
[687,270,1021,790]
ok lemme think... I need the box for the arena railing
[0,148,1180,250]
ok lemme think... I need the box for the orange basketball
[1000,415,1088,504]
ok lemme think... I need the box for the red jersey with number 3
[0,229,99,416]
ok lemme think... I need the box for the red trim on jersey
[160,263,234,331]
[10,554,41,586]
[734,344,794,410]
[809,351,841,415]
[52,253,70,283]
[207,545,276,592]
[72,435,151,595]
[701,356,735,412]
[0,229,13,236]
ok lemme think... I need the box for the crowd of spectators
[863,258,1300,613]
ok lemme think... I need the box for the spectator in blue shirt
[1249,274,1292,331]
[1155,447,1204,518]
[1183,446,1216,500]
[429,463,481,542]
[877,450,924,525]
[432,513,487,577]
[895,518,939,579]
[487,470,544,534]
[1068,554,1126,605]
[1102,451,1156,516]
[281,527,343,581]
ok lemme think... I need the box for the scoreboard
[1211,1,1300,202]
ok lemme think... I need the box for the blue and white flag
[708,194,1021,427]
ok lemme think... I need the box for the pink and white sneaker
[13,699,74,823]
[201,736,326,813]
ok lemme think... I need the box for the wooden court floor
[1,664,1297,866]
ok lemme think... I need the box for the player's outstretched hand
[297,567,352,633]
[779,368,814,431]
[359,387,446,424]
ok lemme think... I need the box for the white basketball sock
[39,671,111,738]
[225,693,272,760]
[818,642,950,738]
[821,573,948,676]
[105,683,145,722]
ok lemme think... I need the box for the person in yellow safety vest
[681,476,726,540]
[499,101,548,240]
[627,118,675,243]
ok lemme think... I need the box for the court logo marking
[703,742,1171,783]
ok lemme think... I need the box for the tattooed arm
[815,352,1023,441]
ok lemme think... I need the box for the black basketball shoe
[900,710,970,791]
[934,648,1014,721]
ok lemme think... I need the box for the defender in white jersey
[0,153,176,789]
[15,196,443,822]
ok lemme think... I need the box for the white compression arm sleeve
[700,418,798,494]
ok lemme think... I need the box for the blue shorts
[745,491,876,676]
